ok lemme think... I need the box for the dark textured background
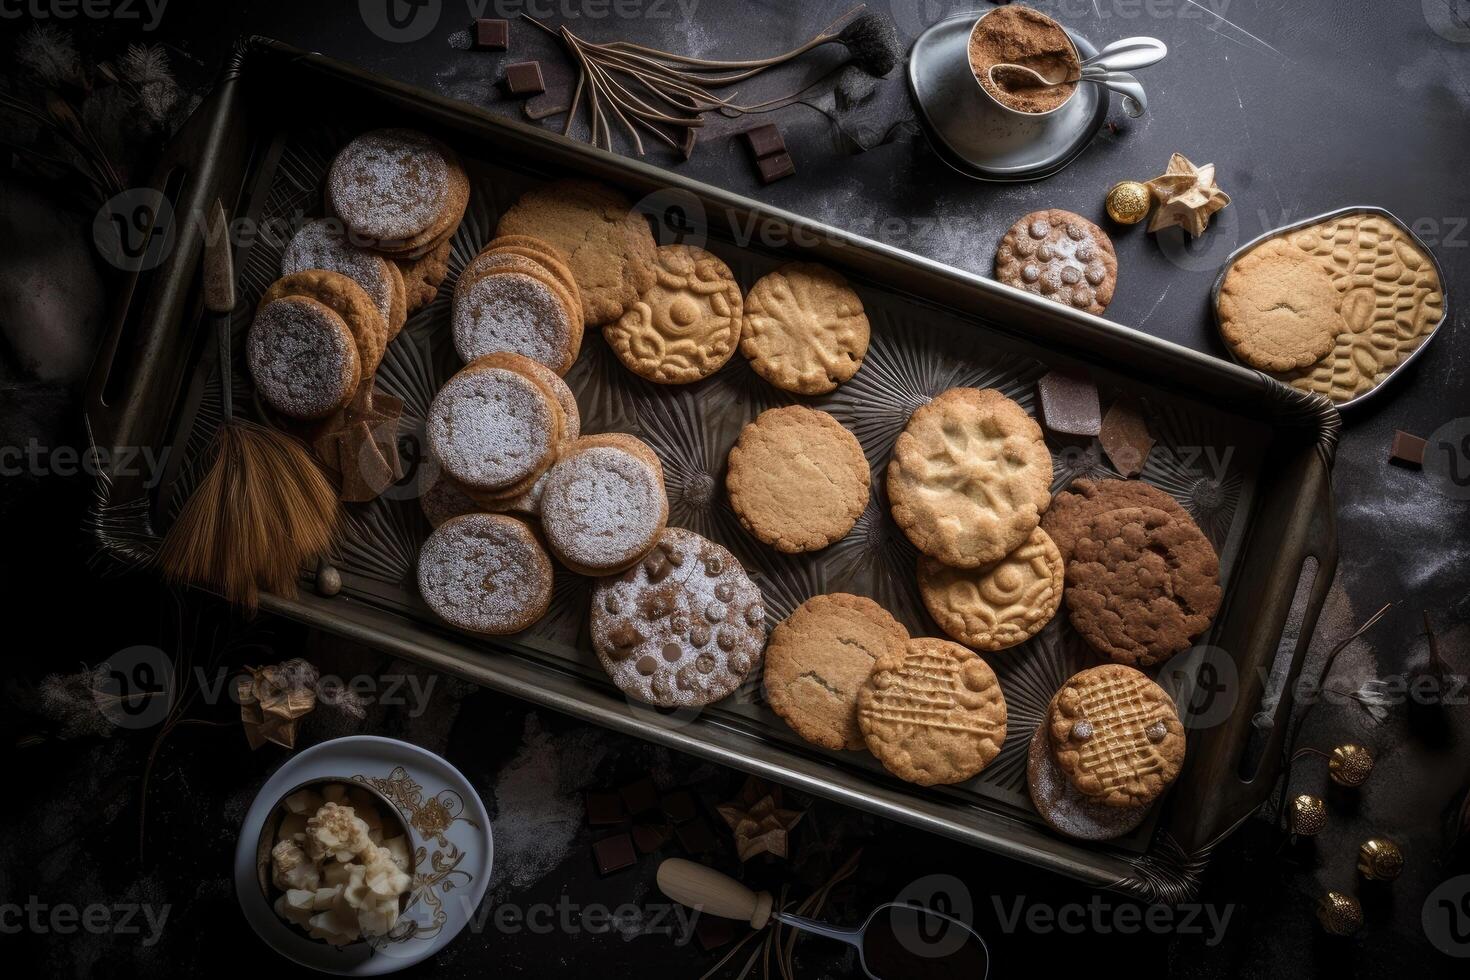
[2,1,1469,977]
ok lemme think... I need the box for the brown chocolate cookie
[1064,506,1221,666]
[1040,478,1191,563]
[995,209,1117,315]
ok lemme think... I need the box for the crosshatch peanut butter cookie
[887,387,1052,568]
[857,637,1008,786]
[496,179,657,327]
[282,218,408,340]
[606,244,742,384]
[1041,478,1191,563]
[727,406,870,554]
[741,263,870,394]
[1065,506,1221,666]
[590,528,766,708]
[416,513,553,635]
[764,594,910,751]
[1047,664,1186,808]
[261,269,388,378]
[247,295,361,421]
[539,433,668,576]
[995,209,1117,315]
[918,525,1064,651]
[1217,238,1343,371]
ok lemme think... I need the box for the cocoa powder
[969,6,1079,114]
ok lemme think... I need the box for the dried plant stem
[605,5,863,70]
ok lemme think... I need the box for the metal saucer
[908,14,1109,182]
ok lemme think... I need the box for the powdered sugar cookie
[468,351,580,442]
[261,269,388,378]
[427,362,563,492]
[247,295,361,420]
[327,129,469,257]
[417,513,552,634]
[452,266,580,375]
[540,434,668,575]
[282,218,407,338]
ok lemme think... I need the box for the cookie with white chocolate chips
[995,209,1117,315]
[590,528,766,708]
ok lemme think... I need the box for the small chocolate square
[1036,370,1101,437]
[660,789,697,824]
[472,18,508,51]
[585,790,625,826]
[756,151,796,184]
[504,61,546,97]
[619,776,660,816]
[742,123,786,160]
[1390,430,1427,468]
[632,821,672,854]
[592,833,637,876]
[675,816,718,854]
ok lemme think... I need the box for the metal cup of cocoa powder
[967,5,1081,117]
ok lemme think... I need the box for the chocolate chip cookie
[1041,478,1191,563]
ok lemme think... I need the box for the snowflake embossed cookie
[741,262,870,394]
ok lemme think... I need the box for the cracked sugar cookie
[606,245,742,384]
[887,387,1052,568]
[727,406,870,554]
[1047,664,1186,808]
[591,528,766,708]
[858,637,1007,786]
[764,594,909,751]
[1217,237,1342,371]
[740,262,870,394]
[918,525,1064,651]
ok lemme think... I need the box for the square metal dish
[85,38,1339,902]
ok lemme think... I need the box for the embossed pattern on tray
[175,126,1266,847]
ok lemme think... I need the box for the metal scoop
[988,63,1149,117]
[657,858,991,979]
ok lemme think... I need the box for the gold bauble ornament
[1316,891,1363,936]
[1330,744,1374,787]
[1105,180,1151,225]
[1358,838,1404,881]
[1291,794,1328,836]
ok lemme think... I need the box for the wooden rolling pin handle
[656,858,774,929]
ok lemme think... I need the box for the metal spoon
[1079,35,1168,74]
[987,64,1148,117]
[657,859,991,980]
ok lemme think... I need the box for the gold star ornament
[717,777,805,861]
[1146,153,1230,236]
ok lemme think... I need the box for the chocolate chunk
[472,18,508,51]
[756,151,796,184]
[619,776,659,815]
[695,914,740,951]
[742,123,786,159]
[592,832,637,875]
[585,790,625,827]
[1036,370,1101,437]
[1098,396,1155,476]
[632,821,672,854]
[1390,430,1427,468]
[675,816,718,854]
[660,789,697,824]
[503,61,546,97]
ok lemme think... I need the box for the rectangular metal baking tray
[85,37,1339,901]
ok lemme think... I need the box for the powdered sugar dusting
[282,218,395,325]
[541,446,664,569]
[428,366,556,489]
[1026,725,1147,840]
[246,296,356,419]
[453,270,573,370]
[328,129,449,241]
[417,513,552,634]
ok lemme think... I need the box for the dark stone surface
[3,2,1469,978]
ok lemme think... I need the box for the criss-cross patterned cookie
[857,637,1008,786]
[1047,664,1185,808]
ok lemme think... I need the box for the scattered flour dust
[487,713,609,895]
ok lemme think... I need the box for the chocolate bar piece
[742,123,786,160]
[1389,430,1427,468]
[1099,397,1154,477]
[660,789,697,824]
[472,18,508,51]
[1036,370,1101,437]
[675,816,718,854]
[504,61,546,96]
[619,776,659,815]
[585,790,625,827]
[756,151,796,184]
[632,821,672,854]
[592,833,637,875]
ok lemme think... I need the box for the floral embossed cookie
[605,245,742,384]
[740,262,870,394]
[918,526,1064,651]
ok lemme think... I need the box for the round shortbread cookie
[606,244,742,385]
[741,263,870,394]
[261,269,388,378]
[726,406,870,553]
[427,363,562,491]
[282,218,407,338]
[590,528,766,708]
[918,526,1064,652]
[417,513,553,635]
[1047,664,1186,808]
[857,637,1008,786]
[887,387,1053,568]
[540,434,668,575]
[247,295,361,420]
[452,266,579,375]
[1027,723,1150,841]
[1217,237,1343,372]
[481,236,585,329]
[763,594,909,751]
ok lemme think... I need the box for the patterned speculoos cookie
[918,525,1064,651]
